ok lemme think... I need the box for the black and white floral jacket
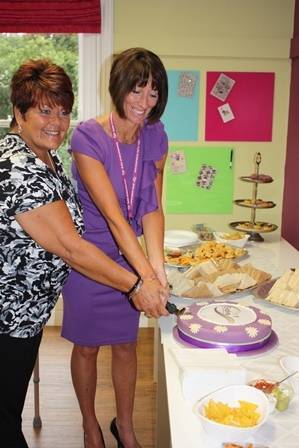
[0,134,84,338]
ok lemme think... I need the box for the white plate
[164,230,198,248]
[280,356,299,393]
[255,298,299,312]
[253,279,299,311]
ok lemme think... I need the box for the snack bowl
[280,356,299,394]
[249,376,295,412]
[214,231,250,248]
[164,246,184,258]
[192,224,215,241]
[266,393,278,413]
[193,384,269,443]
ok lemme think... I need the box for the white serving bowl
[193,384,269,443]
[280,356,299,394]
[213,231,250,248]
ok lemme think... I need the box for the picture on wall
[205,71,275,142]
[166,146,234,214]
[162,70,200,141]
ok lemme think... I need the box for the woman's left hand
[153,268,170,305]
[130,277,169,318]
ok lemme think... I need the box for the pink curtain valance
[0,0,101,33]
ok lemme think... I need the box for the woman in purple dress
[62,48,169,448]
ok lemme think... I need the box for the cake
[176,301,272,353]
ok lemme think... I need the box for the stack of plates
[164,230,198,248]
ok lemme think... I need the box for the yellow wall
[114,0,295,233]
[52,0,294,326]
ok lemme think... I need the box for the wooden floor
[23,327,156,448]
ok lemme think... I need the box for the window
[0,0,113,173]
[0,33,79,171]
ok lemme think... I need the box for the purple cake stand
[172,326,279,358]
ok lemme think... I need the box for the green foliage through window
[0,33,79,175]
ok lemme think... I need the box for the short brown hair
[10,59,74,128]
[109,48,168,124]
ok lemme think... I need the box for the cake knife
[165,301,186,316]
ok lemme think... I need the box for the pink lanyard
[109,112,141,223]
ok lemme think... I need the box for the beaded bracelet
[127,276,143,300]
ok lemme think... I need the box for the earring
[17,123,22,134]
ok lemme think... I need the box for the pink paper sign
[205,72,275,141]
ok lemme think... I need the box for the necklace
[47,151,56,174]
[109,112,141,224]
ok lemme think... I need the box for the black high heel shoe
[110,418,125,448]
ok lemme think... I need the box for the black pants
[0,331,42,448]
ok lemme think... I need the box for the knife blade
[165,301,186,316]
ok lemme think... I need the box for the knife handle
[165,301,178,314]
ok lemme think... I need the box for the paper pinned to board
[218,103,235,123]
[210,73,236,102]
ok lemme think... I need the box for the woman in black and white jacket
[0,58,168,448]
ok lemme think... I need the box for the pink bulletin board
[205,72,275,141]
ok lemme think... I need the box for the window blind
[0,0,101,33]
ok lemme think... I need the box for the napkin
[169,347,247,403]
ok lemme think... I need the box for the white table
[156,237,299,448]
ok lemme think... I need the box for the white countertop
[158,237,299,448]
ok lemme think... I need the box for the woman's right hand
[131,277,169,318]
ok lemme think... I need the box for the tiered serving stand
[229,152,278,242]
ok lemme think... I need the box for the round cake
[176,301,272,353]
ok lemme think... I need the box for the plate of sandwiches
[253,268,299,310]
[164,241,247,269]
[167,259,271,299]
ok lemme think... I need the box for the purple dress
[61,119,168,346]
